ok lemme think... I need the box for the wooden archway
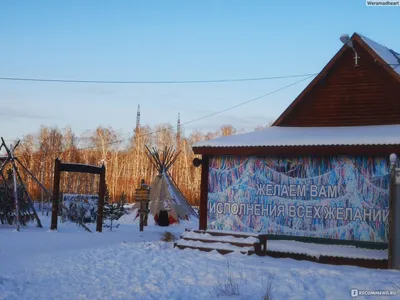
[50,158,106,232]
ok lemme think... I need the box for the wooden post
[388,154,396,269]
[140,200,144,231]
[96,164,106,233]
[51,158,61,230]
[199,156,209,230]
[392,169,400,269]
[135,179,150,232]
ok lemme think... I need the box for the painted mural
[207,156,391,243]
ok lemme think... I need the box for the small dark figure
[158,210,169,226]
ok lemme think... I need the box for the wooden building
[192,33,400,247]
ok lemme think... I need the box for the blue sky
[0,0,399,142]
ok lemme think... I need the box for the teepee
[145,145,198,225]
[0,138,45,230]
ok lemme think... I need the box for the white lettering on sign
[255,184,338,198]
[208,202,388,222]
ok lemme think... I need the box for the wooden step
[187,229,259,239]
[174,239,256,255]
[182,229,267,255]
[175,230,263,256]
[183,230,259,242]
[181,236,256,248]
[174,243,250,255]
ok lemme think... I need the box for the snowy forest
[13,123,268,205]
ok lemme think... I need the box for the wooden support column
[388,154,399,269]
[96,164,106,233]
[199,155,209,230]
[51,158,61,230]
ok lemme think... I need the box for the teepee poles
[165,150,181,171]
[1,140,21,230]
[14,157,52,197]
[144,145,159,170]
[13,160,43,228]
[144,145,182,175]
[11,145,20,231]
[0,137,48,229]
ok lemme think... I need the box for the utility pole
[135,104,141,136]
[176,112,181,150]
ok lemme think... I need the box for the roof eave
[354,33,400,84]
[193,144,400,157]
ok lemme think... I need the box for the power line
[0,73,318,84]
[180,74,316,126]
[17,74,316,157]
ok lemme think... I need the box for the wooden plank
[264,234,387,250]
[266,250,388,269]
[135,192,150,196]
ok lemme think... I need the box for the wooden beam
[199,155,209,230]
[59,163,103,175]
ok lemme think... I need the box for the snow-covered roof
[359,33,400,76]
[193,124,400,148]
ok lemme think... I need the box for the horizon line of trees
[12,122,270,205]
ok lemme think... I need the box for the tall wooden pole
[51,158,61,230]
[96,164,106,232]
[199,156,209,230]
[11,144,20,231]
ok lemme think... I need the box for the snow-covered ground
[1,211,399,300]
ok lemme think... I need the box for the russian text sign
[207,156,390,243]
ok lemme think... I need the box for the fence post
[51,158,61,230]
